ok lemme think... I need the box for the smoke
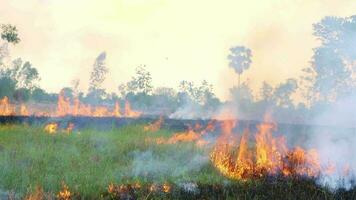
[130,150,209,181]
[169,102,206,119]
[308,94,356,189]
[169,96,215,120]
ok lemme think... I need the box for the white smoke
[308,95,356,189]
[130,150,209,180]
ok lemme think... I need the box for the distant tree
[88,52,108,103]
[89,52,108,92]
[118,83,128,98]
[0,24,20,44]
[16,61,40,89]
[273,78,298,108]
[13,88,30,102]
[31,87,47,102]
[1,58,40,89]
[0,24,20,69]
[301,15,356,103]
[154,87,177,98]
[228,46,252,88]
[71,79,80,95]
[152,87,178,113]
[259,81,274,102]
[0,76,16,99]
[60,87,74,100]
[178,80,195,98]
[230,81,254,103]
[127,65,153,95]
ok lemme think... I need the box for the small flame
[162,183,171,193]
[124,101,141,118]
[57,183,71,200]
[144,116,164,132]
[44,123,58,134]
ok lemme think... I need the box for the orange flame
[20,104,29,116]
[210,118,321,180]
[0,93,142,118]
[124,101,141,118]
[0,96,14,116]
[57,183,71,200]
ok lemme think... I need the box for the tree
[0,24,20,68]
[88,52,108,103]
[1,58,40,90]
[89,51,108,92]
[273,78,298,108]
[0,76,16,99]
[260,81,274,102]
[301,15,356,103]
[227,46,252,88]
[15,61,40,89]
[127,65,153,95]
[1,24,20,44]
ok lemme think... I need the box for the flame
[57,183,71,200]
[20,104,29,116]
[0,96,14,116]
[113,101,121,117]
[210,119,321,180]
[124,101,141,118]
[0,93,141,118]
[147,122,215,146]
[144,116,164,132]
[44,122,58,134]
[162,183,171,193]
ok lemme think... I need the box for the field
[0,123,355,200]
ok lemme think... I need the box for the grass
[0,123,222,199]
[0,123,355,199]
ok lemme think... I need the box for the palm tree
[227,46,252,88]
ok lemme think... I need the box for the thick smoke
[308,95,356,189]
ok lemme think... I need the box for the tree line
[1,15,356,123]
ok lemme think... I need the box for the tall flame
[210,119,321,180]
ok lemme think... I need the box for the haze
[1,0,355,99]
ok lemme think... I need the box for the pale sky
[1,0,356,100]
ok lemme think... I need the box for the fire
[162,183,171,193]
[57,183,71,200]
[0,96,14,116]
[0,92,141,118]
[147,122,215,146]
[20,104,29,116]
[167,129,201,144]
[124,101,141,118]
[210,119,321,180]
[144,116,164,132]
[44,122,58,134]
[113,101,121,117]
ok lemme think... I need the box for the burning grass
[0,122,355,199]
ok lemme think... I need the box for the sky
[1,0,356,100]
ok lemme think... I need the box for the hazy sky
[1,0,356,99]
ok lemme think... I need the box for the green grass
[0,124,223,198]
[0,123,355,199]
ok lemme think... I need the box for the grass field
[0,123,355,199]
